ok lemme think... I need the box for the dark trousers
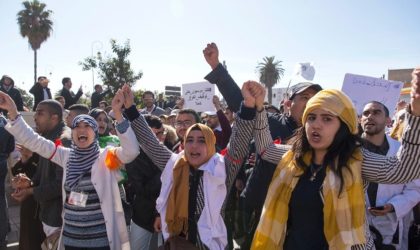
[65,246,110,250]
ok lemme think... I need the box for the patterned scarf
[66,115,100,189]
[251,150,365,250]
[252,89,366,249]
[165,123,216,237]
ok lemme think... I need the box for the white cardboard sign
[341,73,403,115]
[182,81,215,112]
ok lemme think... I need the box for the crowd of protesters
[0,43,420,250]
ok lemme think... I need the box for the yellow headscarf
[165,123,216,237]
[252,89,366,250]
[303,89,359,135]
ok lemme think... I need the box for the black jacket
[0,81,24,115]
[60,87,83,109]
[29,82,52,111]
[31,122,71,227]
[204,63,300,212]
[0,115,14,160]
[91,89,110,109]
[125,149,162,232]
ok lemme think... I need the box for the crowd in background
[0,43,420,250]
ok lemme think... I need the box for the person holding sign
[203,95,232,152]
[244,67,420,249]
[121,82,260,249]
[0,90,140,250]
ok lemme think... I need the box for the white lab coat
[366,135,420,250]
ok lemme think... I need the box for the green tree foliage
[256,56,285,104]
[17,0,53,84]
[17,87,34,110]
[80,39,143,96]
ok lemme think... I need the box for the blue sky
[1,0,419,96]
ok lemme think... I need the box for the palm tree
[256,56,285,104]
[17,0,53,84]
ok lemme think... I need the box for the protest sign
[342,73,403,115]
[182,81,215,112]
[265,87,288,106]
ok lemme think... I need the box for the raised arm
[224,81,259,190]
[361,112,420,183]
[122,84,172,170]
[362,67,420,184]
[254,108,291,165]
[0,91,70,167]
[111,90,140,163]
[203,43,243,112]
[213,95,232,149]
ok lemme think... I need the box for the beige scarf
[165,123,216,237]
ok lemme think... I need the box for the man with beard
[11,100,71,249]
[204,95,232,151]
[140,91,165,116]
[361,101,420,250]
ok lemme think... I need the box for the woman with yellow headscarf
[119,82,262,249]
[246,67,420,250]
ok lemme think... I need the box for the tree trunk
[267,86,273,104]
[34,49,37,84]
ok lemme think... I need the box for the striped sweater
[127,108,254,249]
[62,171,108,248]
[253,109,420,250]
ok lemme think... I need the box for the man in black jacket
[126,115,165,250]
[203,42,322,248]
[0,75,24,115]
[0,114,15,249]
[30,76,52,111]
[91,84,110,109]
[60,77,83,109]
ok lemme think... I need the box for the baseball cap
[203,111,217,116]
[169,109,180,117]
[288,82,322,100]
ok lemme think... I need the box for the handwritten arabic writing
[185,88,212,105]
[342,73,403,115]
[182,82,215,112]
[350,76,401,92]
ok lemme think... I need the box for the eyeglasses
[175,120,193,128]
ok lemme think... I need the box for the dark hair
[178,109,200,123]
[38,100,64,121]
[144,115,163,129]
[89,108,109,122]
[365,101,390,117]
[54,96,64,101]
[99,101,108,107]
[290,120,361,195]
[38,76,47,81]
[62,77,71,85]
[68,104,89,114]
[142,91,155,99]
[94,84,102,90]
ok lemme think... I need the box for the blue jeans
[0,160,9,248]
[130,220,163,250]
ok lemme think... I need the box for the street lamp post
[91,41,103,91]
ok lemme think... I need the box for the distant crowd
[0,43,420,250]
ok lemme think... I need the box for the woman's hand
[111,89,125,122]
[122,84,135,109]
[411,67,420,116]
[242,81,257,108]
[0,91,19,119]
